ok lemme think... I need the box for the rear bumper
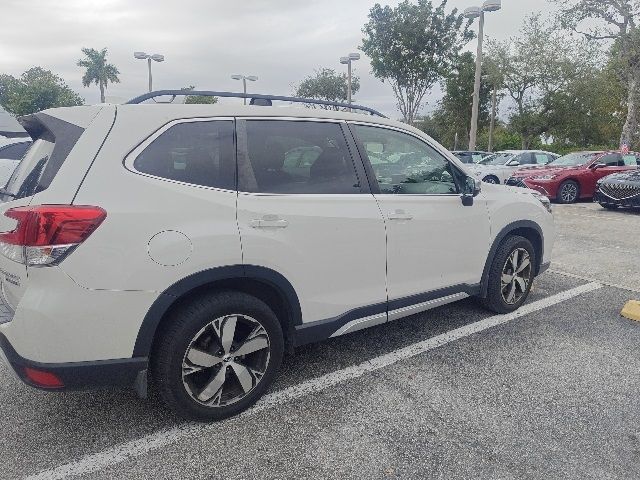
[0,332,147,391]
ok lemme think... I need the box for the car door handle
[249,216,289,228]
[388,210,414,221]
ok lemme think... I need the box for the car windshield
[549,152,597,167]
[480,153,515,166]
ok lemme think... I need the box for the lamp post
[134,52,165,93]
[231,74,258,104]
[340,52,360,111]
[464,0,501,150]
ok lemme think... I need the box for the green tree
[77,47,120,103]
[431,52,491,149]
[0,67,83,116]
[362,0,472,125]
[180,86,219,104]
[553,0,640,147]
[487,14,596,148]
[294,68,360,109]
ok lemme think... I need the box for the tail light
[0,205,106,266]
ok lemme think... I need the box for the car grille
[599,183,640,200]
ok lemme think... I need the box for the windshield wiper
[0,188,16,198]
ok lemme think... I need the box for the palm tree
[77,47,120,103]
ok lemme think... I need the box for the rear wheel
[480,235,536,314]
[557,180,579,204]
[151,291,284,421]
[483,175,499,184]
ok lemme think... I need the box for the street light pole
[134,52,165,93]
[464,0,501,151]
[147,57,153,92]
[231,74,258,104]
[469,10,485,151]
[340,53,360,111]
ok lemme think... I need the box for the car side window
[238,120,360,194]
[622,154,639,166]
[353,124,458,195]
[133,120,235,189]
[535,153,549,165]
[517,153,533,165]
[599,153,623,167]
[471,153,484,163]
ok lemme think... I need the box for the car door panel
[235,118,387,326]
[349,123,491,304]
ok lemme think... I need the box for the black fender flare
[479,220,544,298]
[132,265,302,357]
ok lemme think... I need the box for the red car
[506,151,640,203]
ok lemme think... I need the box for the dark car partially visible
[594,169,640,210]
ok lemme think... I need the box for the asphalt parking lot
[2,202,640,480]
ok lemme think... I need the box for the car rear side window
[134,120,235,190]
[238,120,360,194]
[622,154,639,166]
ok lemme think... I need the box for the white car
[0,91,554,421]
[467,150,559,184]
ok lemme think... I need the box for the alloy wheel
[560,183,578,202]
[181,314,271,407]
[500,248,532,305]
[483,176,498,184]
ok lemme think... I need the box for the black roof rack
[125,90,387,118]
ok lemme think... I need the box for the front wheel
[480,235,536,314]
[557,180,579,204]
[151,291,284,421]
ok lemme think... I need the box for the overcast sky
[1,0,557,118]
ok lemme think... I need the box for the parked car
[0,139,31,187]
[466,150,558,184]
[452,150,491,164]
[594,169,640,210]
[507,151,640,203]
[0,91,554,421]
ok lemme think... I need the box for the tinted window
[240,120,360,194]
[599,153,622,167]
[517,153,535,165]
[0,142,30,160]
[454,152,473,164]
[353,124,458,195]
[134,121,235,189]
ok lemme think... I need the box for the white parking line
[27,282,602,480]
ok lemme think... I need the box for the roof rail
[125,90,387,118]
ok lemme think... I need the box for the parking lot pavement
[552,202,640,292]
[1,270,639,480]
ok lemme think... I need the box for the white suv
[0,91,554,421]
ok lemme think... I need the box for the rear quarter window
[133,120,235,190]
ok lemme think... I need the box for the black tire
[483,175,499,184]
[151,291,284,422]
[557,180,579,204]
[600,203,618,210]
[480,235,536,314]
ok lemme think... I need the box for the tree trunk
[620,72,639,148]
[99,80,105,104]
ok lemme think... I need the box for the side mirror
[461,176,481,206]
[507,160,520,166]
[591,163,606,170]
